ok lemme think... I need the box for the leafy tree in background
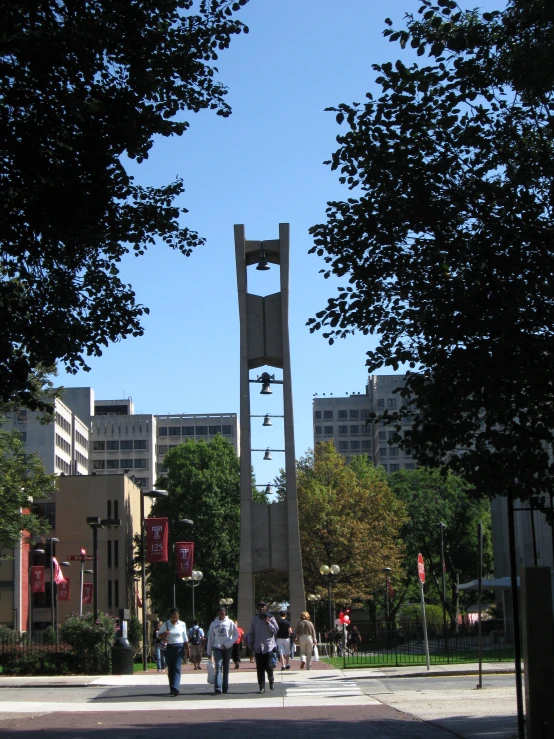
[1,0,249,411]
[387,468,493,624]
[292,443,406,620]
[308,0,554,506]
[149,435,240,625]
[0,425,57,550]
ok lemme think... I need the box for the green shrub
[60,612,115,674]
[42,625,56,645]
[127,616,142,649]
[399,604,445,630]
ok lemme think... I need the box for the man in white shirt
[157,608,190,696]
[207,606,238,694]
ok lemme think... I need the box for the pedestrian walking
[276,610,292,671]
[206,605,238,695]
[247,601,278,693]
[153,620,166,672]
[349,625,362,654]
[156,608,190,696]
[295,611,317,670]
[188,620,205,670]
[232,621,244,668]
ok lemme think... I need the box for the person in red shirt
[232,621,244,669]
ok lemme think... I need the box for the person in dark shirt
[276,610,292,671]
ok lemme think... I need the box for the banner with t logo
[82,583,93,605]
[175,542,194,578]
[31,566,45,593]
[146,517,169,563]
[58,578,71,601]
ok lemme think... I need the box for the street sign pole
[418,554,430,671]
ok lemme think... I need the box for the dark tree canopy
[1,0,248,411]
[309,0,554,502]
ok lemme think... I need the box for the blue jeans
[154,644,166,671]
[212,647,231,693]
[165,644,185,692]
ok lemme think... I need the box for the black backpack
[189,627,202,646]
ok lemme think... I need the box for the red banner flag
[175,542,194,578]
[146,518,169,563]
[52,557,66,584]
[82,583,93,605]
[58,578,70,601]
[31,566,45,593]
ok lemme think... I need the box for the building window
[209,425,222,435]
[93,460,105,470]
[315,426,322,435]
[323,426,333,435]
[107,580,112,608]
[339,441,348,450]
[114,499,119,519]
[379,431,386,441]
[34,503,55,529]
[389,464,400,472]
[119,440,132,450]
[182,427,195,436]
[338,425,348,434]
[158,427,168,437]
[387,398,397,408]
[314,411,321,420]
[134,440,147,450]
[135,477,147,487]
[107,541,112,568]
[195,426,208,435]
[361,409,371,418]
[114,580,119,608]
[107,441,119,451]
[134,459,147,469]
[169,444,178,450]
[338,410,347,419]
[378,399,385,409]
[93,441,105,451]
[349,425,359,434]
[362,440,372,449]
[389,447,399,457]
[120,458,133,468]
[106,459,119,469]
[107,500,112,518]
[168,427,180,436]
[222,426,232,435]
[158,464,168,474]
[114,540,119,568]
[350,409,359,419]
[380,447,388,457]
[158,445,168,454]
[323,410,333,419]
[351,440,360,449]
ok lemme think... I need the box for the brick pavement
[0,705,453,738]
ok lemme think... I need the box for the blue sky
[64,0,503,487]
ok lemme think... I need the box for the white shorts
[276,638,290,657]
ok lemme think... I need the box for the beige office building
[313,374,417,472]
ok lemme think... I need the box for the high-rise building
[313,374,417,472]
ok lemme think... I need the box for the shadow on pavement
[0,708,513,739]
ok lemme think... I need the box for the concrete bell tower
[234,223,305,627]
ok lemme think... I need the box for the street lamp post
[47,538,59,631]
[139,489,168,671]
[55,561,70,640]
[383,567,392,622]
[307,593,321,633]
[28,547,45,642]
[319,564,340,631]
[183,571,203,620]
[219,597,233,617]
[170,519,193,608]
[438,522,448,655]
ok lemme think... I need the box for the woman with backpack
[187,620,205,670]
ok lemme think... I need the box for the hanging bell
[260,382,272,395]
[265,483,272,495]
[262,414,272,427]
[263,448,272,461]
[256,243,270,271]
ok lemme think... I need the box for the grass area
[133,661,157,672]
[325,648,516,669]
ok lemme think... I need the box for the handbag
[206,659,215,685]
[313,644,319,662]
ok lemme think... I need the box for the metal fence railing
[321,619,515,667]
[0,631,112,675]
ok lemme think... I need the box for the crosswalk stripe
[285,680,362,698]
